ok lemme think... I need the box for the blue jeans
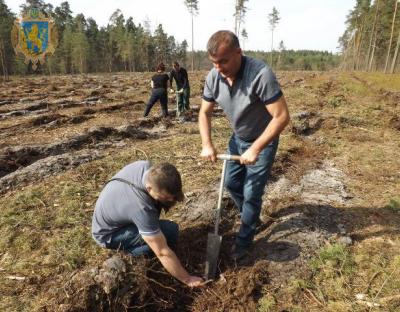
[225,134,278,247]
[106,220,179,256]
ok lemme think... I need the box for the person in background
[92,160,204,287]
[199,30,290,261]
[144,63,170,118]
[169,61,190,117]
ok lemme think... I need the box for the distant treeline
[0,0,339,79]
[339,0,400,73]
[193,50,340,71]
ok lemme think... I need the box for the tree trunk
[270,30,274,67]
[384,0,398,73]
[341,34,354,71]
[356,17,368,70]
[277,53,281,70]
[368,10,380,73]
[234,0,239,35]
[365,0,380,71]
[390,27,400,73]
[191,13,194,71]
[368,33,377,72]
[0,40,8,82]
[352,29,359,70]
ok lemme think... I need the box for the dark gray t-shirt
[92,161,161,247]
[203,56,283,142]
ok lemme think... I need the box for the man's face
[208,44,242,79]
[173,64,180,71]
[148,187,176,209]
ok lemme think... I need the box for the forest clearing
[0,70,399,311]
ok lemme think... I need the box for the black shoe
[231,244,251,261]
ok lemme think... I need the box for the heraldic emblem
[11,8,58,70]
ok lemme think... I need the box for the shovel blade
[205,233,222,280]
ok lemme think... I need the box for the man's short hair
[156,62,165,71]
[207,30,240,55]
[147,163,184,201]
[173,61,179,67]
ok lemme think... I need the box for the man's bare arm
[199,99,217,161]
[241,95,290,164]
[142,233,203,287]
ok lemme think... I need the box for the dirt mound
[37,155,353,311]
[0,150,103,194]
[290,111,323,135]
[38,197,350,312]
[192,261,269,311]
[389,115,400,131]
[0,125,150,182]
[30,113,66,126]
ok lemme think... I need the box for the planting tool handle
[217,154,241,161]
[214,159,227,235]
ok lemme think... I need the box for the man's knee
[160,220,179,245]
[225,177,242,194]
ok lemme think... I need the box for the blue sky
[6,0,355,52]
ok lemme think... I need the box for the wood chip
[5,275,26,281]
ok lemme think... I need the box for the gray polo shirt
[92,161,161,247]
[203,55,283,142]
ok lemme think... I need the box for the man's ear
[145,183,152,193]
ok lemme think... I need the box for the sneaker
[230,244,251,261]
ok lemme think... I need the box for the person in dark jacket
[144,63,170,117]
[169,62,190,117]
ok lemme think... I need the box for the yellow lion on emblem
[27,24,43,53]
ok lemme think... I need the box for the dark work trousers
[143,88,169,117]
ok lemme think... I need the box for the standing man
[169,61,190,117]
[92,161,204,287]
[199,30,290,260]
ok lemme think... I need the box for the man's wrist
[249,145,262,155]
[202,142,213,149]
[181,274,192,285]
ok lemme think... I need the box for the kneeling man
[92,161,203,287]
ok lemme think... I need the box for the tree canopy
[339,0,400,73]
[1,0,188,75]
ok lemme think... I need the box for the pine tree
[268,7,280,67]
[71,14,89,73]
[340,0,400,73]
[384,0,399,72]
[234,0,248,37]
[20,0,53,15]
[390,22,400,73]
[109,9,126,71]
[0,0,14,80]
[85,17,100,72]
[277,40,286,69]
[241,28,248,51]
[53,1,72,34]
[184,0,198,71]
